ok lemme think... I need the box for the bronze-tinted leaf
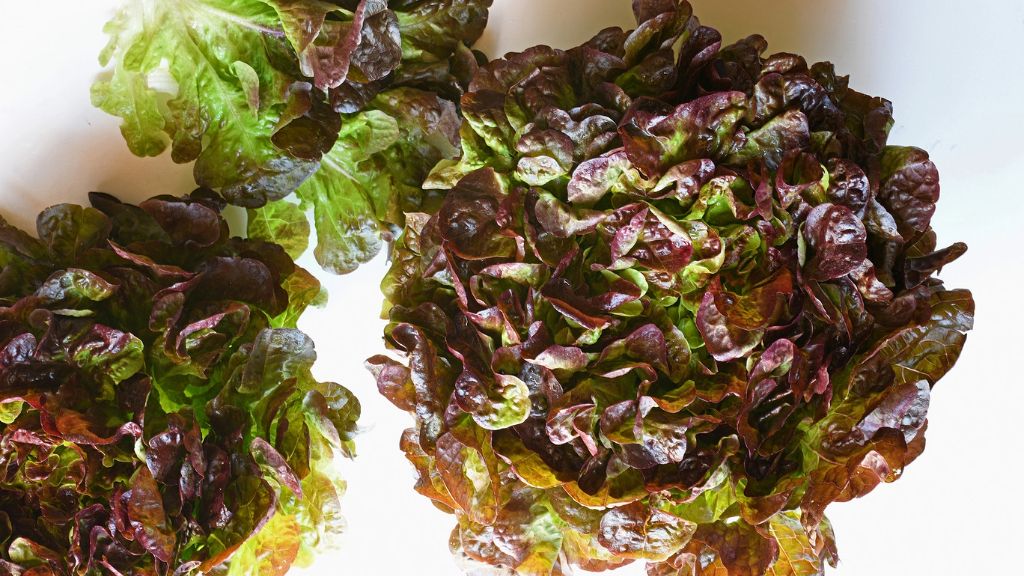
[598,502,696,561]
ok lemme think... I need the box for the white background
[2,1,1022,574]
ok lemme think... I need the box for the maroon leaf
[803,203,867,280]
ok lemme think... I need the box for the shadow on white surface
[0,130,195,230]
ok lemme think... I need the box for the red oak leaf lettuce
[371,2,973,574]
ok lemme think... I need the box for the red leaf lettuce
[371,1,973,574]
[0,190,358,575]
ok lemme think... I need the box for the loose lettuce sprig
[0,190,358,575]
[371,1,973,574]
[93,0,490,274]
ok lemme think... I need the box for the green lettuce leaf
[247,200,311,260]
[93,0,316,205]
[95,0,492,274]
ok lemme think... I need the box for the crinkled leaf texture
[373,1,973,574]
[0,190,358,575]
[95,0,491,274]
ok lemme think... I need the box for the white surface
[1,1,1022,574]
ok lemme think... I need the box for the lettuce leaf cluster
[0,191,358,575]
[94,0,491,274]
[371,1,973,574]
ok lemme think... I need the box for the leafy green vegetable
[95,0,490,274]
[372,1,973,574]
[295,87,460,273]
[247,200,310,260]
[0,190,358,575]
